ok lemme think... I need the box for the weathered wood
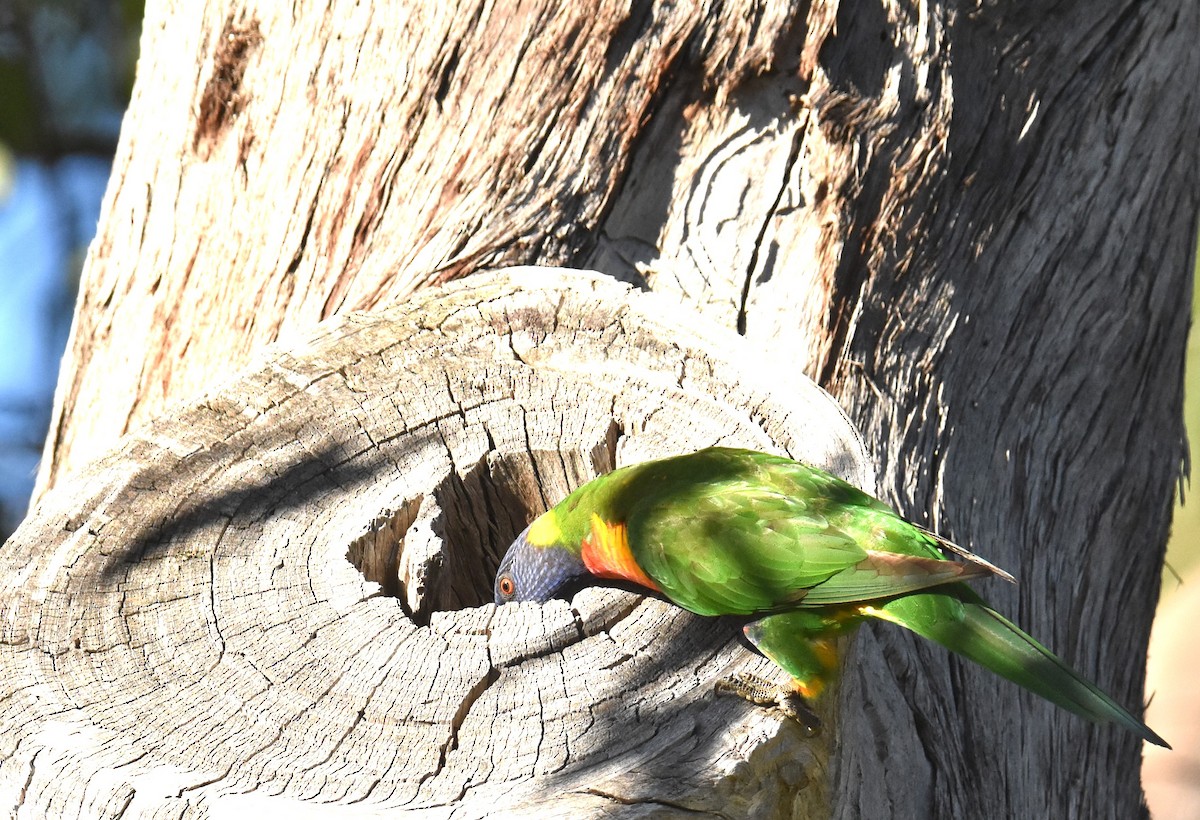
[594,3,1199,816]
[1,268,870,817]
[813,9,1196,820]
[28,0,1199,816]
[36,0,807,498]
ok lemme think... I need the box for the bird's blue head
[494,522,587,605]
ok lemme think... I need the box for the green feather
[500,447,1166,747]
[609,449,1006,616]
[869,592,1167,747]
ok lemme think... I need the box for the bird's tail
[868,592,1168,748]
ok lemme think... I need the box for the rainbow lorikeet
[493,447,1166,746]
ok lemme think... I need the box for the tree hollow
[0,267,870,818]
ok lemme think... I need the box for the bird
[493,446,1167,747]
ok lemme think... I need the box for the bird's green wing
[620,451,993,616]
[628,483,870,615]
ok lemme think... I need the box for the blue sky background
[0,152,108,533]
[0,2,133,535]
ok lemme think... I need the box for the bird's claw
[715,672,821,736]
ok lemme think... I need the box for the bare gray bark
[14,0,1199,817]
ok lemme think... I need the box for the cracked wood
[1,269,869,817]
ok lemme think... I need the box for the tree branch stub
[0,267,870,818]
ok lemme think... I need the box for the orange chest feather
[581,515,660,592]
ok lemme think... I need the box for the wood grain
[27,0,1199,815]
[2,268,870,817]
[37,0,806,498]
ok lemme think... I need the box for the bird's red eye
[498,575,515,597]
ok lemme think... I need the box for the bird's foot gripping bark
[715,673,821,736]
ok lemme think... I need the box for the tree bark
[18,0,1200,817]
[2,269,870,817]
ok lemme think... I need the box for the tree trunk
[15,0,1199,817]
